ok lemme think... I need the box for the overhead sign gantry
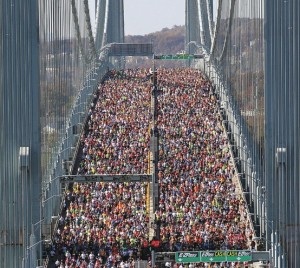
[154,54,204,60]
[154,250,270,264]
[175,250,252,263]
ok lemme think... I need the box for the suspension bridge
[0,1,299,267]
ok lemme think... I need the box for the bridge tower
[95,0,124,50]
[0,0,41,267]
[265,1,300,267]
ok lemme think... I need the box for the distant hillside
[125,25,185,68]
[125,25,185,54]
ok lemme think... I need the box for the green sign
[200,251,252,263]
[226,250,252,262]
[175,251,252,263]
[175,252,201,263]
[201,251,226,262]
[154,54,203,60]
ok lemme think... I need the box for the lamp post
[59,146,75,155]
[42,194,62,207]
[43,173,68,228]
[23,239,51,268]
[222,119,238,146]
[251,220,281,268]
[42,193,62,220]
[24,216,51,268]
[29,218,44,265]
[41,193,62,252]
[243,189,266,237]
[49,174,68,184]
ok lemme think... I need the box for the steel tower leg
[0,0,41,267]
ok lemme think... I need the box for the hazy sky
[124,0,185,35]
[89,1,262,36]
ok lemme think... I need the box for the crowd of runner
[155,69,253,253]
[48,68,254,268]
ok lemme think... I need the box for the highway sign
[154,54,203,60]
[175,252,201,263]
[175,250,252,263]
[226,250,252,262]
[200,250,252,263]
[201,251,227,263]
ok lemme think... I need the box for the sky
[124,0,185,35]
[89,1,259,36]
[88,0,185,36]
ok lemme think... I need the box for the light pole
[41,192,63,253]
[24,216,52,268]
[222,119,238,146]
[42,194,62,222]
[23,239,51,268]
[42,194,62,207]
[243,189,266,238]
[251,220,279,267]
[49,174,69,184]
[59,146,75,155]
[42,174,68,230]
